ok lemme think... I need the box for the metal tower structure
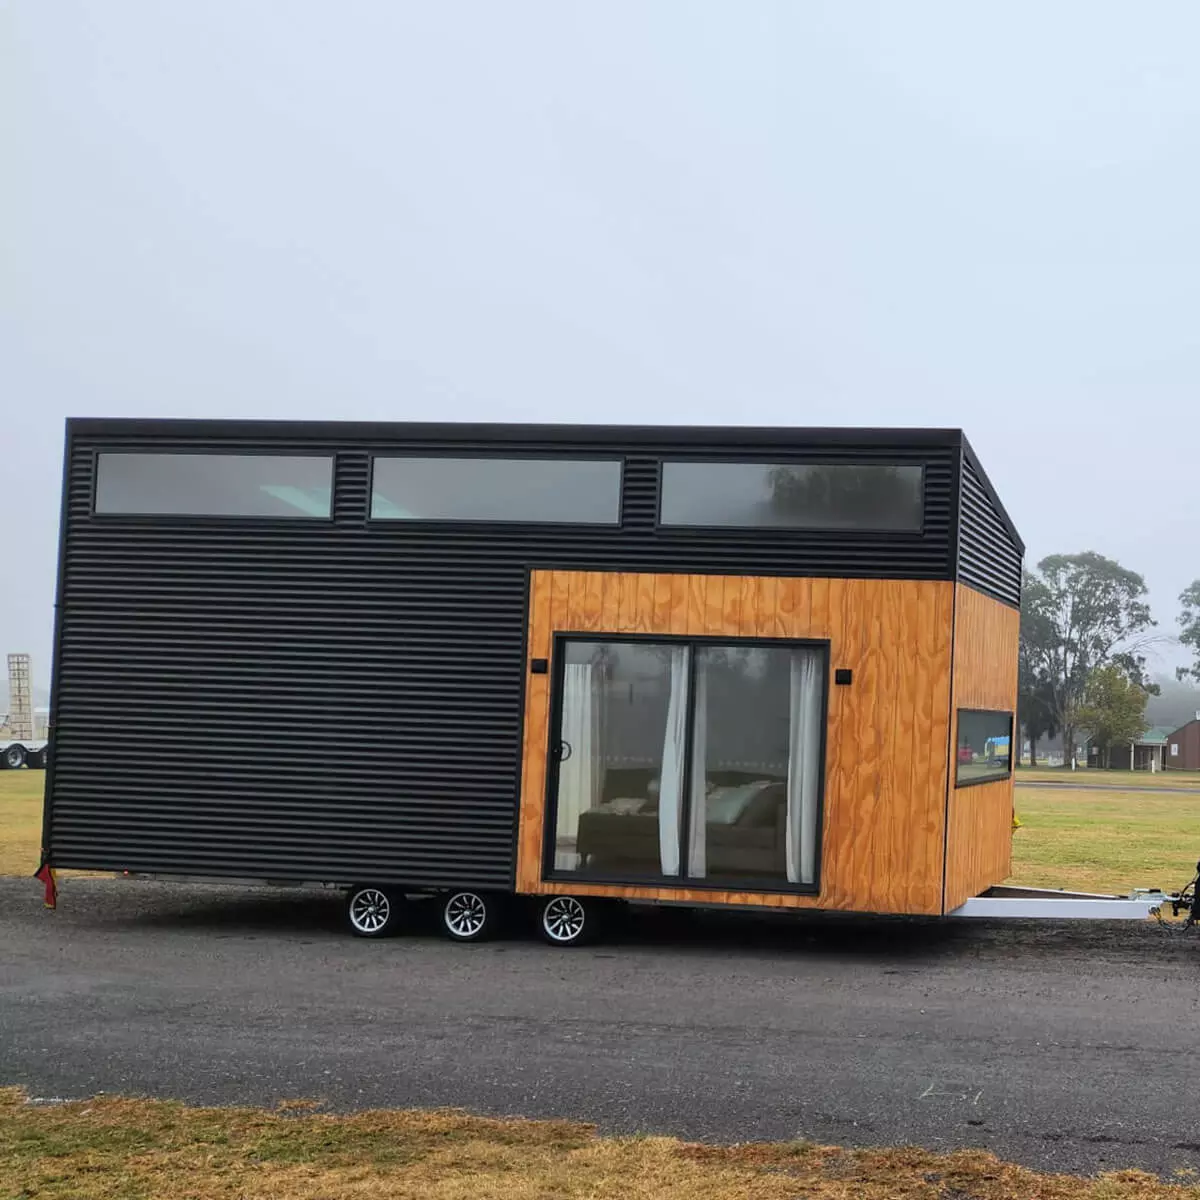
[6,653,34,741]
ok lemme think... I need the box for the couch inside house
[574,770,788,880]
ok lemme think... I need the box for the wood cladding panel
[516,570,955,915]
[943,585,1022,912]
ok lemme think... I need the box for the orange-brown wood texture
[516,570,955,916]
[942,584,1021,912]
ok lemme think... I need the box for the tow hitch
[1160,861,1199,929]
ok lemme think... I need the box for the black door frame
[540,631,831,895]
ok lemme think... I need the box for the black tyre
[345,885,405,938]
[26,748,47,771]
[441,890,502,942]
[1,744,26,770]
[538,894,602,947]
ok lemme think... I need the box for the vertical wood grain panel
[750,576,777,638]
[943,584,1021,911]
[686,575,707,636]
[599,571,622,632]
[578,571,603,631]
[723,575,744,635]
[634,573,656,632]
[515,569,958,915]
[669,573,689,633]
[703,575,725,635]
[652,574,674,630]
[617,573,638,632]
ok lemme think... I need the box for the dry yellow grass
[1,1089,1197,1200]
[0,768,44,875]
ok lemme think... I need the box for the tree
[1178,580,1200,684]
[1018,570,1058,766]
[1021,552,1158,768]
[1075,665,1149,767]
[767,465,921,529]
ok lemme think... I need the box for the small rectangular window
[659,462,923,531]
[371,457,621,523]
[95,454,334,517]
[956,710,1013,787]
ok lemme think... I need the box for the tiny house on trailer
[42,419,1027,944]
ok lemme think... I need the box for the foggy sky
[5,1,1199,688]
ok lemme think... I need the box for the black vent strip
[957,458,1022,607]
[50,424,966,887]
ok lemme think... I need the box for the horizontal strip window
[546,636,827,892]
[370,457,622,524]
[94,454,334,518]
[659,461,924,531]
[956,709,1013,787]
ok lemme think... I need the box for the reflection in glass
[659,462,923,531]
[685,645,823,886]
[554,641,686,876]
[955,710,1013,786]
[371,457,621,523]
[95,454,334,517]
[552,639,825,889]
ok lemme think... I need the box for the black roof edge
[65,416,966,449]
[960,433,1025,556]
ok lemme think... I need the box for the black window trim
[654,457,928,537]
[954,708,1015,789]
[366,452,626,528]
[540,631,831,896]
[89,448,338,523]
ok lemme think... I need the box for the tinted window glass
[660,462,923,530]
[687,644,824,887]
[95,454,333,517]
[956,710,1013,786]
[550,638,826,890]
[552,641,682,877]
[371,458,621,523]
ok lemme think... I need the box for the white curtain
[657,646,689,876]
[558,663,603,865]
[686,658,709,877]
[786,649,824,885]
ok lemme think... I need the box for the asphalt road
[1,878,1198,1178]
[1017,780,1200,794]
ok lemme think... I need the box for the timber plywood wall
[943,585,1021,911]
[517,570,955,916]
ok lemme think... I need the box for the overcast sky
[4,1,1199,689]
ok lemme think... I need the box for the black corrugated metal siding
[956,447,1023,608]
[47,422,961,887]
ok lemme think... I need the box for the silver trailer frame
[947,885,1173,921]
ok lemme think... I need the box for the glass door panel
[552,640,687,877]
[685,645,824,887]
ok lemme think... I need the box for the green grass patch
[1010,786,1200,893]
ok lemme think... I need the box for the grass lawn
[5,769,1200,895]
[1010,786,1200,893]
[3,1089,1197,1200]
[0,768,45,876]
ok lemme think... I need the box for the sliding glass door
[546,638,827,891]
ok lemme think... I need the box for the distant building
[1087,726,1173,772]
[1166,715,1200,771]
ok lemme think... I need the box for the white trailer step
[948,885,1170,920]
